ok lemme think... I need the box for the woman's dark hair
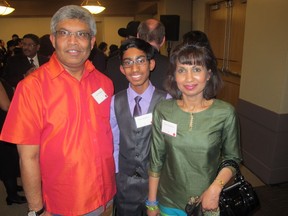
[183,31,209,45]
[165,42,222,99]
[119,38,154,61]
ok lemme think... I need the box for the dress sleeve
[221,107,242,163]
[149,103,166,177]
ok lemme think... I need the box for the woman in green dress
[146,42,241,216]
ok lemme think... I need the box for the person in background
[0,39,7,77]
[182,30,213,49]
[10,38,23,57]
[38,34,55,58]
[105,21,140,94]
[146,42,241,216]
[3,34,49,88]
[108,44,119,59]
[137,19,169,91]
[6,34,19,57]
[0,5,116,216]
[89,41,107,73]
[0,79,26,206]
[98,41,108,56]
[111,38,169,216]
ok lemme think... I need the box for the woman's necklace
[188,107,195,131]
[180,99,210,131]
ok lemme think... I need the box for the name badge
[92,88,108,104]
[135,113,152,128]
[161,120,177,137]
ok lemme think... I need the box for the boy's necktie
[133,96,142,117]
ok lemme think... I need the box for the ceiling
[5,0,159,17]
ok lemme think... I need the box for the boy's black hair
[119,38,155,60]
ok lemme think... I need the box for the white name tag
[161,120,177,137]
[92,88,108,104]
[135,113,153,128]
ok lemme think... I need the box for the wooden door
[205,0,246,106]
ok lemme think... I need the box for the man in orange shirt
[0,5,116,216]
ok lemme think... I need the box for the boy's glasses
[122,57,148,68]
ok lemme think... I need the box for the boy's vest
[114,89,167,179]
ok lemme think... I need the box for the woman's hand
[200,181,222,211]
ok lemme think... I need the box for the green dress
[149,99,241,211]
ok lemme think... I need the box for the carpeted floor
[253,183,288,216]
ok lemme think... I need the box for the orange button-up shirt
[0,53,116,215]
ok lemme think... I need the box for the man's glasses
[55,30,91,40]
[122,56,148,68]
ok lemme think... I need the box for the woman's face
[175,61,210,99]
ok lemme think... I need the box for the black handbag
[217,160,260,216]
[185,196,204,216]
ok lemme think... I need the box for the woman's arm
[147,176,160,216]
[201,106,241,211]
[200,167,233,211]
[0,82,10,111]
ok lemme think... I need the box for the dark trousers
[114,173,148,216]
[0,141,20,198]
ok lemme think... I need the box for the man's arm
[17,145,44,212]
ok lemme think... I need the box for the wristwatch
[28,207,45,216]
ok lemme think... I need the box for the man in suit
[137,19,169,91]
[6,34,19,57]
[3,34,49,88]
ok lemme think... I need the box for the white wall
[0,16,134,52]
[240,0,288,113]
[0,17,51,44]
[192,0,288,114]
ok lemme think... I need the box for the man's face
[50,19,95,75]
[22,38,39,58]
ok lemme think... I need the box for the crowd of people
[0,4,241,216]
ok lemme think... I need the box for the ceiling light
[0,0,15,15]
[81,0,106,14]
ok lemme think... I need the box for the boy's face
[120,47,155,94]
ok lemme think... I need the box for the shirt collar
[127,81,155,102]
[47,53,95,80]
[27,54,37,62]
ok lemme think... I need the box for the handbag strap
[217,159,243,181]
